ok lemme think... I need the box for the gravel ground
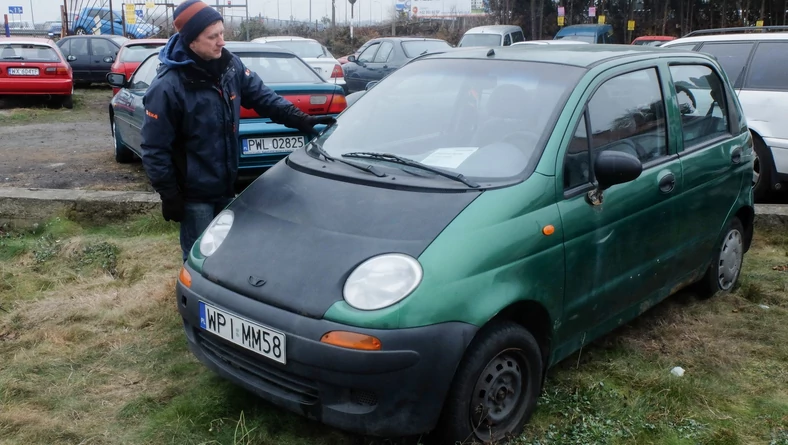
[0,87,152,192]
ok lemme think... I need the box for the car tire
[752,135,773,202]
[61,95,73,109]
[112,120,135,163]
[695,216,745,299]
[74,27,87,35]
[436,321,543,444]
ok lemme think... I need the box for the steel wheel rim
[470,349,528,442]
[76,28,85,35]
[718,229,743,290]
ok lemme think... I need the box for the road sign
[627,20,635,31]
[558,16,565,26]
[588,6,596,17]
[756,20,764,27]
[125,3,137,24]
[598,15,605,24]
[8,6,23,14]
[557,6,564,17]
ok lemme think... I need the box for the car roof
[663,31,788,45]
[464,25,522,33]
[224,41,299,54]
[0,37,56,46]
[416,44,713,68]
[633,35,675,40]
[121,38,168,47]
[253,36,312,41]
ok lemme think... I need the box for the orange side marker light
[542,225,555,236]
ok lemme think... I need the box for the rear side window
[373,42,394,62]
[744,42,788,90]
[511,31,525,43]
[0,43,60,62]
[670,64,730,148]
[698,42,754,86]
[666,43,699,51]
[90,39,115,57]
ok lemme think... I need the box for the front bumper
[176,262,478,437]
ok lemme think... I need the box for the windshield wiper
[341,152,480,188]
[308,140,387,178]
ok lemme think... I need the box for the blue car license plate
[242,136,305,154]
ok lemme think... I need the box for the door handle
[731,147,742,164]
[658,172,676,193]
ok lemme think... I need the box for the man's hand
[161,195,185,223]
[298,115,337,137]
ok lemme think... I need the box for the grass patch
[0,88,110,126]
[0,216,786,445]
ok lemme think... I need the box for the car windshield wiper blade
[341,152,480,188]
[308,141,387,178]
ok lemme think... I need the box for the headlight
[199,210,234,257]
[343,253,423,311]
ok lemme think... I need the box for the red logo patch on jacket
[146,110,158,119]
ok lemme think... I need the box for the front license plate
[8,68,39,76]
[242,136,305,154]
[199,301,286,364]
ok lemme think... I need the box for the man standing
[140,0,334,262]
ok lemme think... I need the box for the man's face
[189,20,225,60]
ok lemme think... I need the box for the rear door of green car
[557,62,684,340]
[666,60,749,276]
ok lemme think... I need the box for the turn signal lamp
[320,331,381,351]
[179,266,192,288]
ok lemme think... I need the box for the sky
[1,0,400,26]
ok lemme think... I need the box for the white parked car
[251,36,346,92]
[661,28,788,200]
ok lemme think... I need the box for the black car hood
[201,159,481,319]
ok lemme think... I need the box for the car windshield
[265,40,326,58]
[634,40,667,46]
[556,34,595,43]
[402,40,452,57]
[238,52,323,83]
[0,43,60,61]
[459,34,502,47]
[120,44,164,62]
[312,58,584,183]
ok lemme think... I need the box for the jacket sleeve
[237,60,310,128]
[140,76,182,200]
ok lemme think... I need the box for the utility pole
[29,0,35,26]
[109,0,115,35]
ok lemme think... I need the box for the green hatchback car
[175,45,754,443]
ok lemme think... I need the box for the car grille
[196,331,319,405]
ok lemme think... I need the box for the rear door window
[743,41,788,91]
[373,42,394,63]
[511,31,525,43]
[697,42,754,87]
[669,64,731,148]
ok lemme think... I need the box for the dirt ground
[0,87,152,192]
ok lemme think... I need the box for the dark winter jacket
[140,34,311,202]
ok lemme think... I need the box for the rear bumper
[176,262,477,437]
[0,79,72,95]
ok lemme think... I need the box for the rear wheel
[112,120,135,163]
[695,217,744,298]
[74,27,87,35]
[437,321,543,444]
[752,135,773,201]
[61,95,73,109]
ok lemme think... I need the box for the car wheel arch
[735,205,755,253]
[488,300,552,373]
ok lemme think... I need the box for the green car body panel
[322,47,754,369]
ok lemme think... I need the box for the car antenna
[487,48,495,57]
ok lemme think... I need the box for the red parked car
[0,37,74,108]
[631,35,676,46]
[110,38,167,95]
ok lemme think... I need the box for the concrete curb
[1,187,787,228]
[0,187,160,227]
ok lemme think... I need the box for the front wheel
[752,136,773,201]
[695,217,745,298]
[112,120,135,163]
[437,321,543,444]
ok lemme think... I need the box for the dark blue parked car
[106,42,347,182]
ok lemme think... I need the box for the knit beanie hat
[173,0,223,44]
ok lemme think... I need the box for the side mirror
[594,150,642,191]
[106,72,127,87]
[67,55,77,61]
[347,54,357,63]
[103,56,114,63]
[365,81,378,91]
